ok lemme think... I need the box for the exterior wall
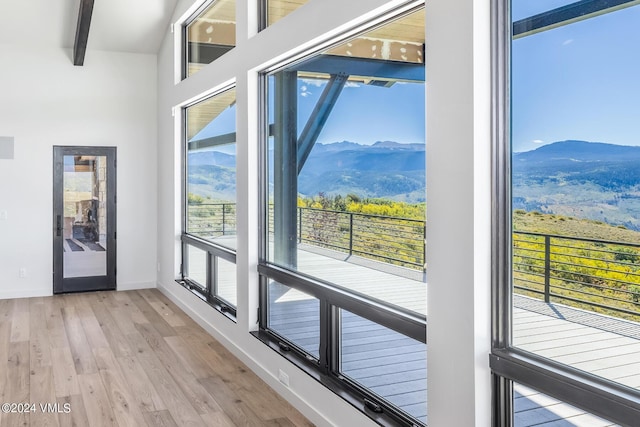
[0,44,158,297]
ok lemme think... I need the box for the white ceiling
[0,0,178,54]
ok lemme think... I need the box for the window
[492,0,640,425]
[184,0,236,78]
[181,87,237,315]
[262,0,309,28]
[257,7,426,426]
[264,9,426,316]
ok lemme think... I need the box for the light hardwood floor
[0,289,313,427]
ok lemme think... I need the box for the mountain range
[188,139,640,230]
[188,140,426,202]
[513,140,640,230]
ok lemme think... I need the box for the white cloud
[300,78,325,87]
[562,39,574,46]
[532,139,544,144]
[344,82,361,88]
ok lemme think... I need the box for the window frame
[254,5,428,426]
[179,86,238,319]
[490,0,640,425]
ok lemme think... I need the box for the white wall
[0,43,158,298]
[156,0,492,426]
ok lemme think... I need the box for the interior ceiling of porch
[187,6,425,139]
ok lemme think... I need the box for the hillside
[513,210,640,244]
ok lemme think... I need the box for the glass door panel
[63,155,107,278]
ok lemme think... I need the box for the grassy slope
[513,210,640,244]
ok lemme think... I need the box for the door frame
[53,146,117,294]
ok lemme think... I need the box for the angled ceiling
[0,0,178,54]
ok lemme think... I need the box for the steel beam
[273,71,298,268]
[297,74,348,173]
[290,54,425,83]
[513,0,640,38]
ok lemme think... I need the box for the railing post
[349,213,354,255]
[544,235,551,303]
[222,204,226,236]
[423,223,427,272]
[298,208,302,243]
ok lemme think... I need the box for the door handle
[56,215,62,237]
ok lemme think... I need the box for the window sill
[176,279,237,322]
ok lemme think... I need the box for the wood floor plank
[61,307,97,375]
[10,298,29,343]
[77,373,118,427]
[116,356,166,412]
[31,329,54,371]
[89,299,133,357]
[152,290,201,328]
[98,364,149,427]
[264,418,297,427]
[0,321,11,405]
[137,352,206,427]
[139,289,186,328]
[111,292,149,325]
[142,410,180,427]
[129,291,177,337]
[51,347,81,398]
[75,299,110,351]
[29,366,59,427]
[199,375,266,426]
[45,298,71,349]
[57,394,91,427]
[164,335,214,379]
[2,341,30,427]
[135,323,225,415]
[198,410,235,427]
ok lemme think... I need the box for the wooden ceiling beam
[73,0,95,66]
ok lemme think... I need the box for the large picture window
[181,87,237,313]
[258,7,426,426]
[492,0,640,424]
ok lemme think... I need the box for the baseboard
[117,281,156,291]
[156,280,333,427]
[0,288,52,300]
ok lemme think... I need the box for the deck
[194,237,637,425]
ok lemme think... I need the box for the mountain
[187,151,235,168]
[291,140,425,201]
[513,140,640,230]
[188,140,426,202]
[514,140,640,163]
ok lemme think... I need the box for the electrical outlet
[0,210,7,220]
[278,369,289,387]
[157,262,161,272]
[19,268,26,278]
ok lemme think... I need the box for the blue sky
[192,2,639,154]
[193,77,426,147]
[295,79,425,145]
[512,2,640,152]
